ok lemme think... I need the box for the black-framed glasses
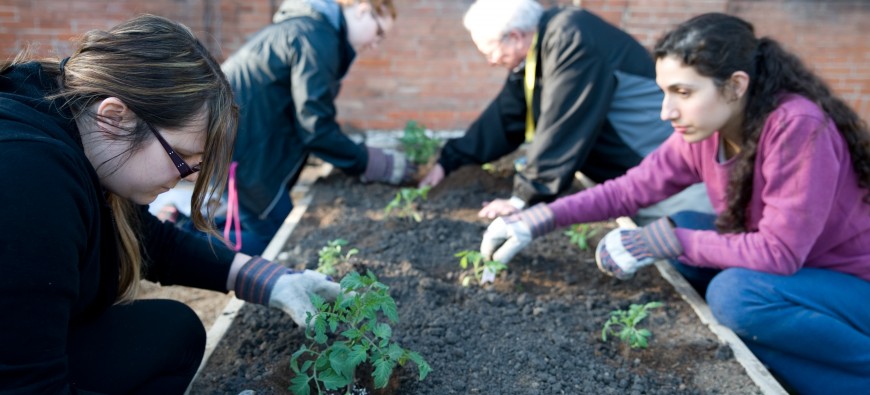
[146,123,201,178]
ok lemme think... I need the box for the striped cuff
[639,217,683,259]
[509,203,555,238]
[234,256,293,305]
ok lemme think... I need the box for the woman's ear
[727,71,751,102]
[95,97,135,132]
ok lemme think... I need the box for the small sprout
[399,120,440,165]
[602,301,663,349]
[316,239,358,277]
[290,271,431,395]
[455,250,507,286]
[384,186,430,222]
[564,224,599,251]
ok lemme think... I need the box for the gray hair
[463,0,544,41]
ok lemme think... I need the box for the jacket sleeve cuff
[639,217,683,259]
[234,256,294,305]
[511,203,555,238]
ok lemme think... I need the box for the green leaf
[319,368,351,390]
[349,344,368,367]
[289,374,312,395]
[373,323,392,341]
[340,272,362,291]
[300,360,313,373]
[407,351,432,380]
[381,298,399,323]
[328,344,354,380]
[328,317,339,333]
[341,327,362,341]
[372,358,395,389]
[386,343,404,361]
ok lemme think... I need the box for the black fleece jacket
[439,8,667,205]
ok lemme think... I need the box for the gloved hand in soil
[480,203,555,264]
[361,146,416,185]
[233,256,340,327]
[595,217,683,280]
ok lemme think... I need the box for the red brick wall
[2,0,867,129]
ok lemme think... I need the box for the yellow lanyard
[523,33,538,143]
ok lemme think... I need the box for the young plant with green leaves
[399,120,440,165]
[384,186,430,222]
[455,250,507,286]
[564,223,599,251]
[290,271,431,395]
[601,301,664,349]
[316,239,359,277]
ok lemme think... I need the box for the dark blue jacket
[222,0,366,219]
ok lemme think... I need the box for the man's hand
[419,163,445,188]
[268,271,341,327]
[479,203,555,264]
[478,197,525,219]
[595,217,683,280]
[362,146,416,185]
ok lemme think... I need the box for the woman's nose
[660,99,678,121]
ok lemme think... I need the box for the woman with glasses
[0,15,339,393]
[191,0,409,255]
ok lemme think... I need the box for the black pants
[68,299,206,394]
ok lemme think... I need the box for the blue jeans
[669,211,870,394]
[178,191,293,256]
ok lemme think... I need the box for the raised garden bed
[190,163,772,394]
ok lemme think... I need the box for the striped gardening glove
[361,146,416,185]
[595,217,683,280]
[234,256,340,327]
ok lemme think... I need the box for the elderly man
[422,0,710,221]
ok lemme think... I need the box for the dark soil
[191,165,760,395]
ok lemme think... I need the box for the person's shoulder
[771,93,827,122]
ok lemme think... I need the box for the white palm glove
[268,271,341,326]
[480,203,555,264]
[234,257,340,327]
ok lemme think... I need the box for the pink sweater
[549,94,870,281]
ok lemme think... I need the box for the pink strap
[224,161,242,252]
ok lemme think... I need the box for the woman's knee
[706,268,765,333]
[153,299,206,353]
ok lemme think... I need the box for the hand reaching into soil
[478,197,525,219]
[419,163,445,188]
[480,203,556,263]
[231,256,340,327]
[268,271,341,327]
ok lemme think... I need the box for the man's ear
[354,2,372,18]
[95,97,135,132]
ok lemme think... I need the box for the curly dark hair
[653,13,870,233]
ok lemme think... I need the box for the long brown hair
[3,15,238,301]
[654,13,870,233]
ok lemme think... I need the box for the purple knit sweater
[548,94,870,281]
